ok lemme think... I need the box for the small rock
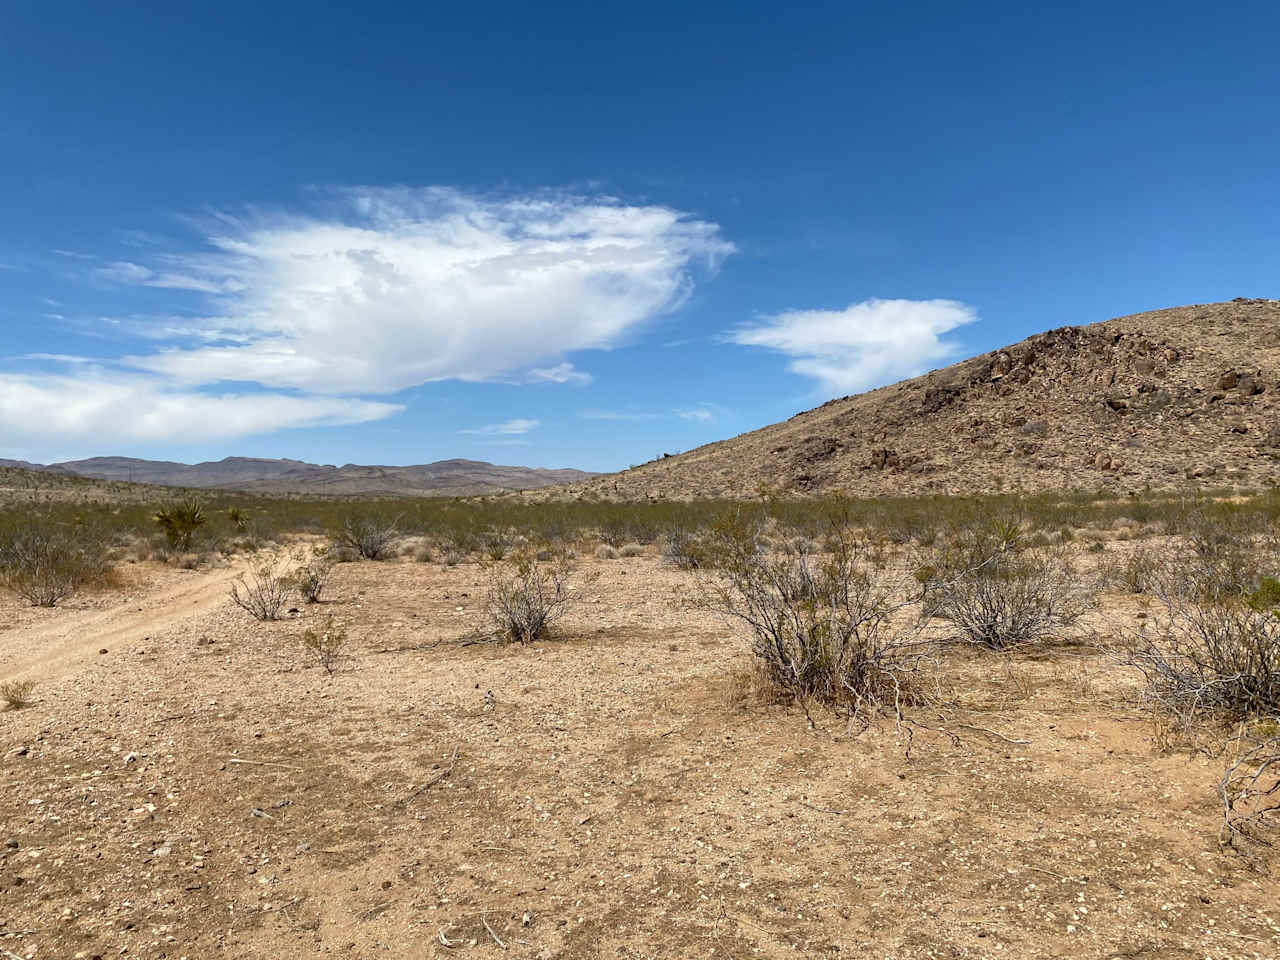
[99,648,109,655]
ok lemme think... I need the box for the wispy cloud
[460,417,540,435]
[731,298,977,397]
[0,372,399,450]
[526,362,593,385]
[674,404,723,423]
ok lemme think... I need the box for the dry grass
[1,677,34,710]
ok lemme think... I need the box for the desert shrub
[662,528,705,570]
[485,553,574,643]
[153,499,206,551]
[1,678,35,710]
[336,512,399,560]
[1122,573,1280,722]
[922,519,1093,649]
[595,544,619,560]
[481,529,513,561]
[1220,730,1280,864]
[227,507,250,531]
[0,525,109,607]
[302,615,348,675]
[619,543,645,558]
[1104,545,1162,594]
[699,517,929,713]
[230,558,293,621]
[295,546,335,603]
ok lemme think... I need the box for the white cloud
[731,298,977,397]
[675,405,719,423]
[117,187,732,395]
[526,362,593,385]
[0,373,399,452]
[460,418,540,435]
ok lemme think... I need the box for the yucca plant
[153,499,206,551]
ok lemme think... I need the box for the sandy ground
[2,551,1278,959]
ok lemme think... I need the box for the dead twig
[482,915,507,949]
[952,723,1032,745]
[402,745,460,804]
[228,757,302,771]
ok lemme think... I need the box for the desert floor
[2,550,1278,959]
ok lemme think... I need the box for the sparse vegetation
[336,511,399,560]
[0,524,108,607]
[229,558,294,621]
[1123,576,1280,724]
[485,552,575,643]
[302,615,348,675]
[295,545,335,603]
[921,518,1094,649]
[153,498,206,551]
[1,678,35,710]
[699,514,931,715]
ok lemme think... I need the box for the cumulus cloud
[0,373,399,450]
[116,187,732,394]
[460,418,540,435]
[731,298,977,397]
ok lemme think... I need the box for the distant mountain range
[0,456,598,497]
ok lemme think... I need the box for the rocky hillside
[3,456,596,497]
[563,298,1280,500]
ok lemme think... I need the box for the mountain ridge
[553,298,1280,500]
[0,455,597,497]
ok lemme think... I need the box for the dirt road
[0,562,246,682]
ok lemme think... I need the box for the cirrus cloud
[731,298,978,397]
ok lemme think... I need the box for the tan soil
[1,550,1278,959]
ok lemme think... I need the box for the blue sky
[2,1,1278,471]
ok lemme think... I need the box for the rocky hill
[562,298,1280,500]
[3,456,596,497]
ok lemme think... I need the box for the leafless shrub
[698,516,932,716]
[921,520,1093,650]
[336,513,399,560]
[1,678,35,710]
[619,543,646,558]
[485,553,575,644]
[661,528,705,570]
[302,615,348,675]
[230,558,293,621]
[0,526,109,607]
[295,546,335,603]
[595,544,619,560]
[1120,577,1280,724]
[1220,730,1280,867]
[1102,545,1162,594]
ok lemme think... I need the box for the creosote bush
[230,558,293,621]
[1122,567,1280,723]
[699,514,930,714]
[485,552,575,644]
[921,517,1093,649]
[661,528,705,570]
[0,525,108,607]
[302,615,348,675]
[295,546,335,603]
[336,512,399,560]
[1,678,35,710]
